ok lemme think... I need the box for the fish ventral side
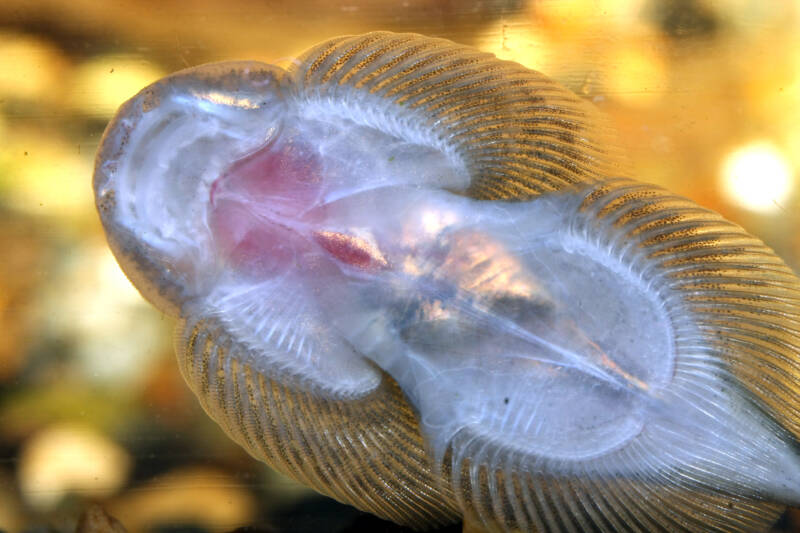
[93,33,800,532]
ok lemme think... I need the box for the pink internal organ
[208,138,326,274]
[209,139,387,275]
[313,230,389,272]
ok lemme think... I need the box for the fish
[93,31,800,532]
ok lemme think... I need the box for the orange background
[0,1,797,531]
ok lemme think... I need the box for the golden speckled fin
[447,179,799,532]
[456,471,784,532]
[578,179,800,441]
[173,315,460,529]
[288,32,626,199]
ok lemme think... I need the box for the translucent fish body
[94,32,800,532]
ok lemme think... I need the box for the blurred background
[0,0,798,531]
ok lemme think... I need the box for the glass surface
[0,1,797,531]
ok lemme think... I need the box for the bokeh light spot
[107,467,257,532]
[720,141,794,213]
[0,32,67,102]
[68,55,166,118]
[0,135,93,216]
[18,423,131,511]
